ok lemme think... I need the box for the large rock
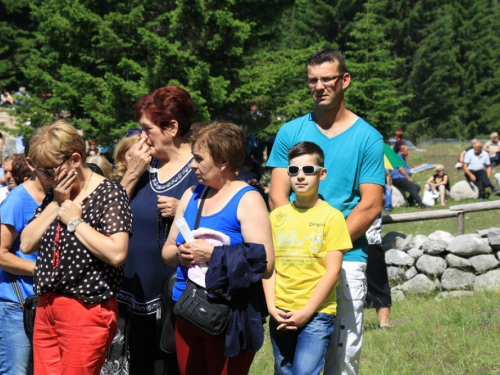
[421,240,448,255]
[401,234,414,252]
[488,235,500,250]
[405,266,418,280]
[450,180,479,200]
[385,250,415,266]
[477,229,489,238]
[382,232,406,251]
[407,249,424,259]
[446,234,492,256]
[387,266,405,283]
[468,254,500,274]
[391,289,406,302]
[487,228,500,237]
[445,254,472,269]
[474,270,500,291]
[428,230,455,243]
[412,234,430,250]
[441,268,476,290]
[415,255,447,277]
[401,274,436,295]
[392,187,406,208]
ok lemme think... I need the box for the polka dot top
[33,179,133,304]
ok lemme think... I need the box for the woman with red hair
[393,129,404,154]
[109,86,199,374]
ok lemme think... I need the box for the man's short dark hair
[288,141,325,167]
[307,48,348,74]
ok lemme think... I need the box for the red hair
[134,86,196,137]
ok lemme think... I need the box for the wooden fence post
[456,210,465,235]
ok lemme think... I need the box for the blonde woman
[425,164,450,206]
[87,155,112,179]
[20,120,133,375]
[111,134,141,181]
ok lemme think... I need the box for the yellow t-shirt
[270,201,352,315]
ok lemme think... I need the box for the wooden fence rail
[381,200,500,235]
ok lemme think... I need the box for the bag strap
[8,273,25,309]
[194,186,210,230]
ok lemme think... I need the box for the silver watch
[67,218,84,233]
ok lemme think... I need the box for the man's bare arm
[345,183,383,242]
[269,168,291,211]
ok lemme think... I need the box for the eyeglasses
[124,128,142,137]
[307,74,344,88]
[34,156,70,178]
[287,165,323,176]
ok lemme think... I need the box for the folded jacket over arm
[205,243,268,357]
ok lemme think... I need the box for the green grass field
[249,291,500,375]
[249,142,500,374]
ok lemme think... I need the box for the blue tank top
[172,183,256,301]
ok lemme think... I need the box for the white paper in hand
[175,218,195,243]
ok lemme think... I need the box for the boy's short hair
[288,141,325,167]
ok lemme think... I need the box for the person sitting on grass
[391,145,427,208]
[266,141,352,375]
[425,164,450,207]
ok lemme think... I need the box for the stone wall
[383,229,500,301]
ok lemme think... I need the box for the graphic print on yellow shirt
[270,201,352,315]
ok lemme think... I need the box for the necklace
[29,179,45,201]
[84,171,93,191]
[52,224,62,269]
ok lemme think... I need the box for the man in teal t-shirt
[267,48,384,375]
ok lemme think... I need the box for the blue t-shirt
[391,153,411,180]
[172,183,256,301]
[267,113,385,262]
[0,185,39,302]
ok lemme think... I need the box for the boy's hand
[279,308,314,330]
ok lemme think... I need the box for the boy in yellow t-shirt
[265,141,352,375]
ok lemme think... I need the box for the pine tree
[344,0,412,137]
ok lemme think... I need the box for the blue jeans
[0,300,32,374]
[270,311,335,375]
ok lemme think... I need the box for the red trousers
[33,293,117,375]
[175,316,255,375]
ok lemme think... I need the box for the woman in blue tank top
[163,122,274,375]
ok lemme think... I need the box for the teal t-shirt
[267,113,385,262]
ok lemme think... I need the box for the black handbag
[172,186,231,336]
[173,279,230,336]
[8,273,38,343]
[157,272,177,353]
[23,295,38,343]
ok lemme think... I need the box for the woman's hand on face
[157,196,179,218]
[58,200,83,225]
[127,137,151,177]
[179,239,214,265]
[53,169,77,205]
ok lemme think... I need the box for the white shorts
[324,261,367,375]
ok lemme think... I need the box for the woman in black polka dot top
[20,120,133,375]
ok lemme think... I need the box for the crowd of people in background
[383,129,500,210]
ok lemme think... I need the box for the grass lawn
[250,291,500,375]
